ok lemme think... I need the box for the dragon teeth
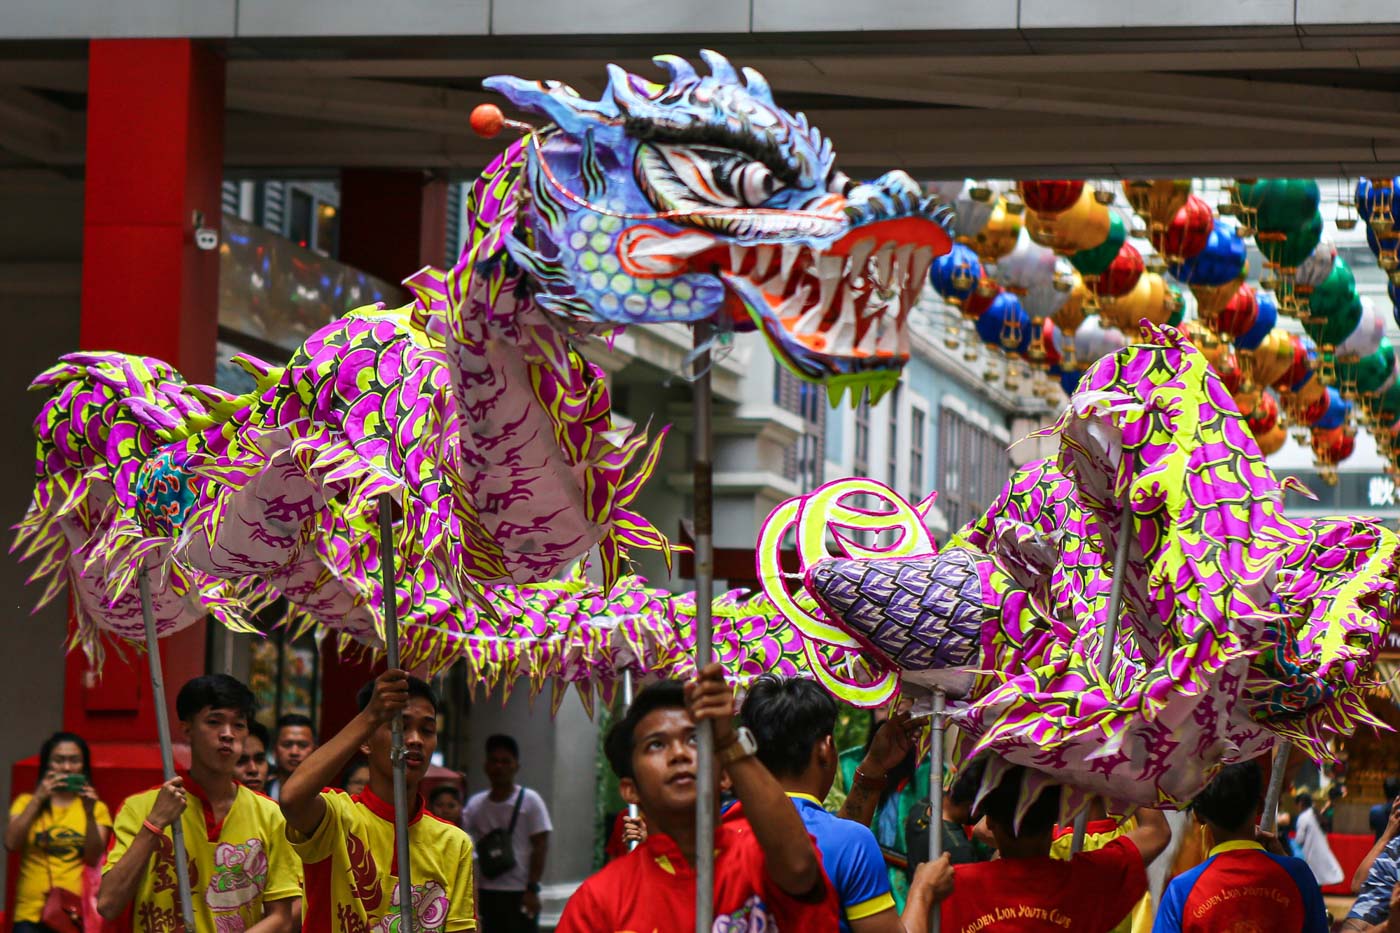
[729,244,749,275]
[908,246,935,294]
[778,284,813,321]
[873,243,896,292]
[752,245,776,280]
[892,244,913,290]
[845,238,877,283]
[780,244,804,282]
[815,255,843,317]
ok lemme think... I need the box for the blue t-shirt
[1154,840,1328,933]
[1351,834,1400,925]
[789,794,894,932]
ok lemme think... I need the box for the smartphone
[60,774,86,792]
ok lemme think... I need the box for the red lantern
[1300,391,1330,424]
[1215,350,1244,395]
[1215,285,1258,339]
[1041,316,1062,368]
[1153,194,1214,262]
[1312,426,1355,464]
[961,279,1000,320]
[1092,243,1144,298]
[1017,180,1086,216]
[1278,336,1313,391]
[1246,392,1278,435]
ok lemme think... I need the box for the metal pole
[928,687,947,933]
[1261,741,1291,834]
[1071,501,1134,855]
[623,669,641,852]
[139,572,196,933]
[379,493,414,933]
[693,323,716,933]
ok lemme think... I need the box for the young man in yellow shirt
[98,674,301,932]
[280,669,477,932]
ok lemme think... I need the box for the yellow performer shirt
[9,794,112,924]
[288,786,477,932]
[105,777,302,932]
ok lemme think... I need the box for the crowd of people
[3,670,553,932]
[5,665,1400,931]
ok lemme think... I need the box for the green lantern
[1306,260,1356,320]
[1355,340,1396,395]
[1378,381,1400,422]
[1264,214,1323,269]
[1305,293,1364,347]
[1069,211,1126,277]
[1253,180,1322,233]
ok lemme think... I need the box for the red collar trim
[179,772,239,842]
[355,785,426,827]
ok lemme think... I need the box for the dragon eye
[735,163,778,205]
[636,143,787,213]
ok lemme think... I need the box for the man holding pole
[280,669,477,931]
[556,663,839,932]
[98,674,301,932]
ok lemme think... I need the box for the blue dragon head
[484,51,954,401]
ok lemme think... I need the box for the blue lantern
[929,243,982,304]
[1167,219,1247,286]
[1314,388,1351,431]
[974,291,1031,354]
[1059,368,1083,395]
[1237,290,1277,352]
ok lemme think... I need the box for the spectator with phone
[5,732,112,933]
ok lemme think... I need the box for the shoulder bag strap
[507,788,525,835]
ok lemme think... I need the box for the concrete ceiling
[3,31,1400,182]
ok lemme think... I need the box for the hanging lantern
[1153,193,1214,263]
[972,197,1023,264]
[1215,284,1258,340]
[1246,390,1280,435]
[1052,275,1092,335]
[1040,187,1113,254]
[1122,179,1192,230]
[929,242,983,305]
[1191,275,1247,321]
[1092,243,1144,299]
[1169,219,1248,286]
[1017,180,1085,216]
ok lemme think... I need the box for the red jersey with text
[556,803,838,933]
[939,836,1147,933]
[288,787,476,932]
[1153,840,1329,932]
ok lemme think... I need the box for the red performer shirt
[939,836,1148,933]
[556,803,839,932]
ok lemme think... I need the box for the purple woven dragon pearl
[806,550,985,672]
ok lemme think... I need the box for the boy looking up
[279,669,477,931]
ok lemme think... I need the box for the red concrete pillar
[69,38,226,741]
[338,169,448,283]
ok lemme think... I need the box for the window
[854,398,871,477]
[937,407,1009,532]
[287,188,314,250]
[886,385,901,487]
[910,407,926,499]
[775,368,825,491]
[247,601,321,731]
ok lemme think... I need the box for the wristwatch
[716,726,757,767]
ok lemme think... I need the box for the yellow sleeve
[93,800,113,828]
[104,793,152,875]
[445,833,477,932]
[286,791,343,865]
[261,804,304,902]
[10,793,32,818]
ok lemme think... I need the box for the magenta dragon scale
[759,322,1399,815]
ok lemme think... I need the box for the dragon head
[484,51,953,402]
